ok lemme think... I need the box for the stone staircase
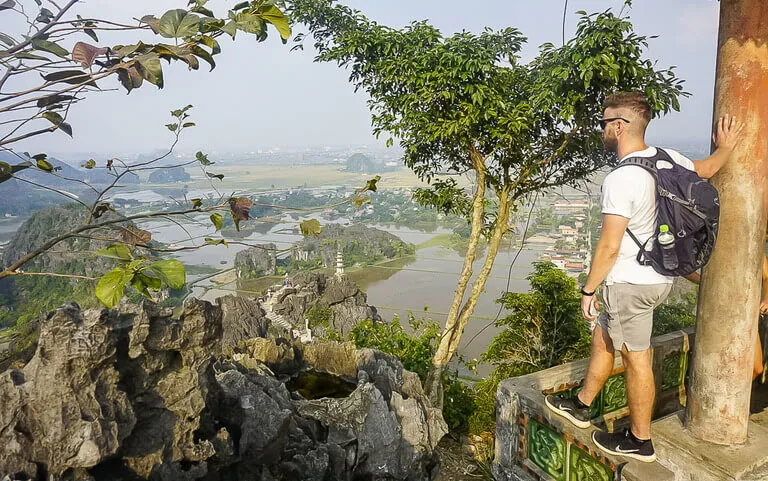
[259,286,296,333]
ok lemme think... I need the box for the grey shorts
[596,283,672,352]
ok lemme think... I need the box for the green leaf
[135,54,164,88]
[200,35,221,55]
[196,151,213,166]
[36,159,54,172]
[182,122,195,128]
[0,162,10,178]
[191,5,214,17]
[191,198,202,209]
[140,15,160,34]
[232,1,249,10]
[364,175,381,192]
[166,123,178,131]
[171,104,193,117]
[117,67,143,92]
[234,12,265,35]
[37,94,75,108]
[43,70,97,87]
[191,45,215,71]
[210,212,223,231]
[205,237,228,247]
[84,28,98,42]
[82,159,96,169]
[31,38,69,58]
[42,111,63,126]
[95,244,133,261]
[259,5,291,40]
[206,172,224,180]
[146,259,186,289]
[96,267,132,308]
[300,219,322,236]
[220,20,237,39]
[354,195,371,207]
[59,122,73,137]
[158,9,202,39]
[0,32,16,46]
[15,52,49,61]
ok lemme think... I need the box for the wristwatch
[580,287,596,297]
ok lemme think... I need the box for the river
[136,215,538,376]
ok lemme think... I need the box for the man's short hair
[603,91,653,125]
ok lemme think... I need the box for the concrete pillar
[685,0,768,445]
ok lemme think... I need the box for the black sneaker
[544,394,591,429]
[592,428,656,463]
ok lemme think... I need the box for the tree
[0,0,377,309]
[484,262,591,377]
[291,0,687,406]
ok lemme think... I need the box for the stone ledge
[494,379,675,481]
[643,412,768,481]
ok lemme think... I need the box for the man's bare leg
[621,346,654,439]
[578,325,615,406]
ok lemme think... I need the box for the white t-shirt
[601,147,696,285]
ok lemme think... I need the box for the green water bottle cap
[659,224,670,233]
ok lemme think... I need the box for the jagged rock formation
[272,271,380,337]
[233,243,278,279]
[147,166,191,184]
[0,298,445,480]
[296,224,414,269]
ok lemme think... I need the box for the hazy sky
[4,0,719,156]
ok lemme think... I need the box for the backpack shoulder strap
[613,156,657,174]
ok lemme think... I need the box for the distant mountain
[0,152,138,216]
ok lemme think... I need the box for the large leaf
[259,5,291,40]
[117,66,143,93]
[37,94,75,108]
[36,158,54,172]
[158,9,202,39]
[95,244,133,261]
[220,20,237,39]
[135,54,164,88]
[58,122,73,137]
[42,111,63,126]
[0,1,16,12]
[146,260,186,290]
[234,12,265,36]
[229,197,253,222]
[31,39,69,58]
[0,32,16,46]
[96,267,131,308]
[71,42,107,68]
[140,15,160,34]
[196,151,213,166]
[300,219,322,236]
[210,213,223,231]
[43,70,97,87]
[191,45,215,71]
[205,237,228,247]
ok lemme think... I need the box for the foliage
[348,313,475,433]
[442,373,476,433]
[350,313,441,379]
[484,262,591,377]
[306,305,332,329]
[292,1,689,400]
[653,290,697,336]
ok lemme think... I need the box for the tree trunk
[685,0,768,445]
[426,186,512,408]
[424,150,487,407]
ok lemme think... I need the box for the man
[545,91,744,463]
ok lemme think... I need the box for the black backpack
[613,148,720,277]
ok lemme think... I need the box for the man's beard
[603,135,618,153]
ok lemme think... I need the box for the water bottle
[658,224,678,270]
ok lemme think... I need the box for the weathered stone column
[685,0,768,445]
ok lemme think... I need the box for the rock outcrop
[234,243,278,279]
[296,223,414,269]
[272,271,380,337]
[0,299,445,481]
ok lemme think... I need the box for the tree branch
[6,0,80,55]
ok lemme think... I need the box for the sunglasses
[599,117,631,130]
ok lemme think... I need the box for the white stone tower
[335,246,344,276]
